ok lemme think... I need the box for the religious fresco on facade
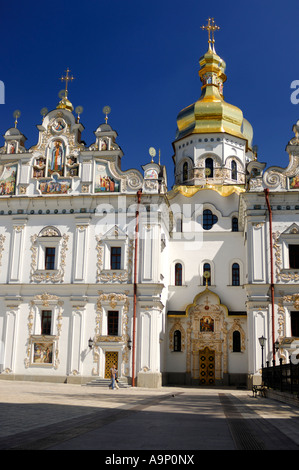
[48,140,65,176]
[99,138,109,151]
[32,342,53,365]
[0,163,17,195]
[95,162,120,192]
[7,141,17,154]
[290,176,299,189]
[65,155,79,177]
[33,156,46,178]
[145,168,158,179]
[52,117,66,133]
[39,174,71,194]
[200,316,214,332]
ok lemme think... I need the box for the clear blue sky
[1,0,298,186]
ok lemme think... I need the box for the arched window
[233,330,241,352]
[183,162,188,182]
[175,263,183,286]
[231,160,237,180]
[203,209,218,230]
[232,217,238,232]
[203,262,211,285]
[174,330,182,352]
[232,263,240,286]
[205,158,214,178]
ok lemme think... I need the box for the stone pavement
[1,380,299,451]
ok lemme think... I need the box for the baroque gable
[0,106,143,198]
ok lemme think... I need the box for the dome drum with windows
[174,18,253,150]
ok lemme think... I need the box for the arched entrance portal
[186,288,229,385]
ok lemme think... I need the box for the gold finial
[149,147,156,163]
[158,149,161,165]
[13,110,21,128]
[75,106,83,123]
[103,106,111,124]
[201,18,220,51]
[60,68,74,98]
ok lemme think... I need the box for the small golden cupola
[56,68,74,112]
[175,19,251,147]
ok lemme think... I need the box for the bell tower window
[205,158,214,178]
[183,162,188,182]
[231,160,237,180]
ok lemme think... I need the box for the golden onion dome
[175,24,252,149]
[56,95,74,112]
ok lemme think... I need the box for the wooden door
[199,347,215,385]
[105,351,119,378]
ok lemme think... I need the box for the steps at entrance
[85,378,131,389]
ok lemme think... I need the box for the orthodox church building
[1,20,299,388]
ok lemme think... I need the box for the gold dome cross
[201,18,220,50]
[60,68,74,98]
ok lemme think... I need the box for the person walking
[109,364,117,390]
[115,370,119,390]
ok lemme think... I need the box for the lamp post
[88,337,94,349]
[258,335,266,369]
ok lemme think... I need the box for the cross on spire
[60,68,74,98]
[201,18,220,51]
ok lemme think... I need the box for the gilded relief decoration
[273,231,299,282]
[96,234,134,283]
[25,293,63,369]
[30,232,69,283]
[0,233,6,267]
[278,293,299,337]
[92,291,130,377]
[185,288,229,382]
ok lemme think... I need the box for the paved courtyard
[1,380,299,451]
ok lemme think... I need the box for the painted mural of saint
[95,162,120,192]
[50,141,64,174]
[290,176,299,189]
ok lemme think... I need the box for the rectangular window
[289,245,299,269]
[41,310,52,335]
[107,311,119,336]
[110,247,121,270]
[45,247,56,270]
[291,311,299,337]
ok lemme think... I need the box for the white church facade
[1,22,299,388]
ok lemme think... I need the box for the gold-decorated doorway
[199,347,215,385]
[185,288,229,385]
[104,351,118,378]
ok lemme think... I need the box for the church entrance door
[199,346,215,385]
[105,351,118,379]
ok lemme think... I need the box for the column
[9,221,27,282]
[137,301,163,388]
